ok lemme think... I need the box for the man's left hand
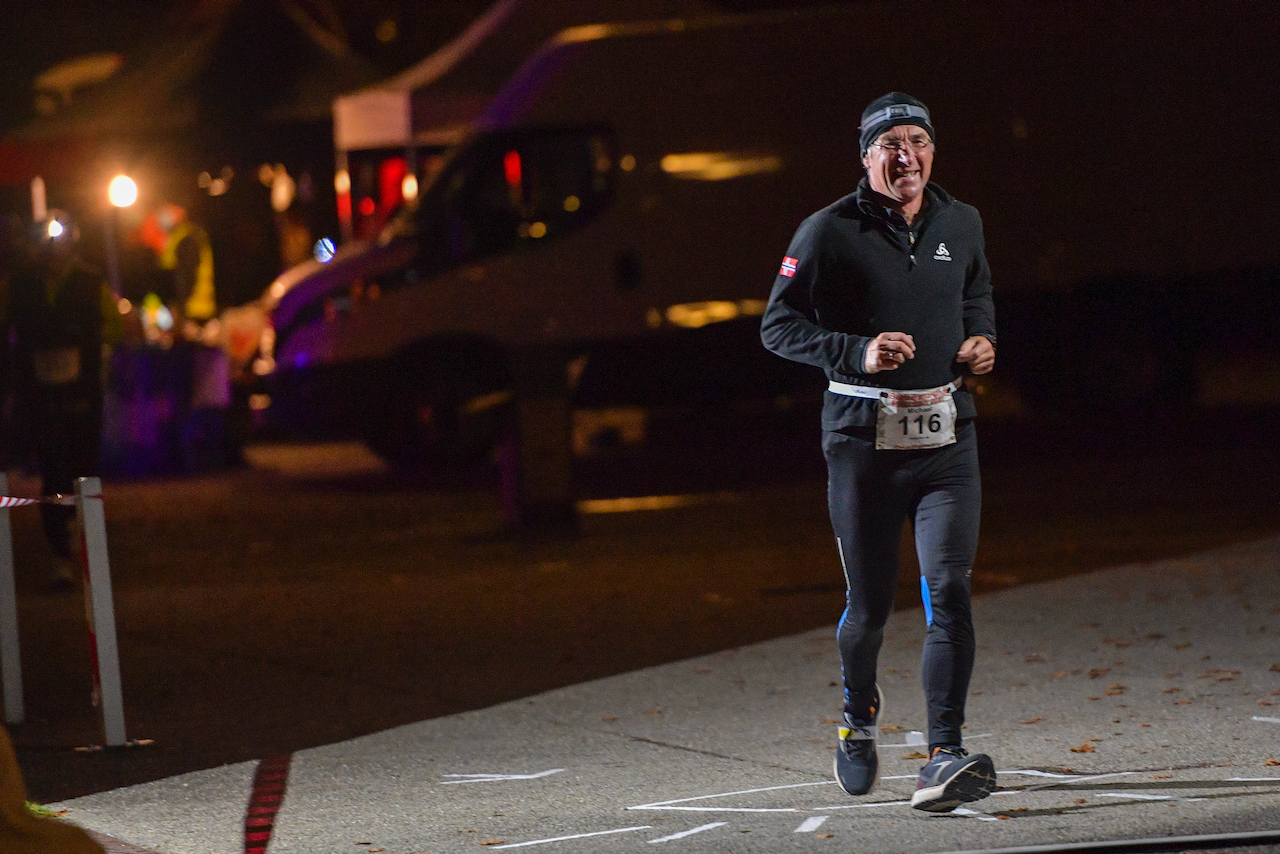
[956,336,995,375]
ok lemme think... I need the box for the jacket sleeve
[759,216,870,377]
[962,213,996,347]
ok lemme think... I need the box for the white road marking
[1253,716,1280,724]
[1227,777,1280,782]
[647,822,726,843]
[629,780,833,810]
[952,807,999,822]
[881,732,994,748]
[795,816,829,833]
[992,770,1139,796]
[808,800,911,811]
[440,769,564,784]
[1099,792,1205,802]
[491,826,651,849]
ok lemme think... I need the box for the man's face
[861,124,934,205]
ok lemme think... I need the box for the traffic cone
[0,726,103,853]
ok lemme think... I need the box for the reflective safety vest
[158,221,216,321]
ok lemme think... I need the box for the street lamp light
[108,174,137,209]
[104,174,137,296]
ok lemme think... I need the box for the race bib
[875,387,957,450]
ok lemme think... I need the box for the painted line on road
[629,779,833,810]
[807,800,911,811]
[490,826,652,849]
[1253,716,1280,724]
[992,771,1139,796]
[440,769,564,784]
[647,822,726,843]
[795,816,829,833]
[1098,792,1204,802]
[953,807,1000,822]
[1226,777,1280,782]
[244,754,292,854]
[881,731,994,749]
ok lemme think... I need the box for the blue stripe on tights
[920,576,934,626]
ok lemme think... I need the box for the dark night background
[0,0,1277,810]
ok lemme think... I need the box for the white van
[251,3,1280,463]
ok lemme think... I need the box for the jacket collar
[847,178,952,230]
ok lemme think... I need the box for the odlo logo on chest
[933,243,952,262]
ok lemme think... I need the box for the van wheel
[361,342,512,469]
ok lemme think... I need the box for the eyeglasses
[869,138,933,154]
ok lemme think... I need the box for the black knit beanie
[859,92,935,155]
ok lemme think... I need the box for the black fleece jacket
[760,179,996,432]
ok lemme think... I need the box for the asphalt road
[5,406,1280,812]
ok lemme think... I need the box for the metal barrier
[0,473,129,747]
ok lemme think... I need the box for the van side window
[441,128,614,264]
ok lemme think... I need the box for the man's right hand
[863,331,915,373]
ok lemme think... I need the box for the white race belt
[828,379,959,450]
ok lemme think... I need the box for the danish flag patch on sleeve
[779,256,799,277]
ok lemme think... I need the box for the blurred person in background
[0,212,121,588]
[134,202,232,471]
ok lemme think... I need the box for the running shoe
[833,684,882,796]
[910,746,997,812]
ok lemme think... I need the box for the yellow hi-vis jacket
[158,221,216,321]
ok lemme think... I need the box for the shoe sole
[910,753,997,813]
[833,684,883,797]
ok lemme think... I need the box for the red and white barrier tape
[0,493,92,507]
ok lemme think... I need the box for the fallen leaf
[817,833,835,838]
[881,724,904,732]
[1113,641,1131,648]
[371,850,384,853]
[905,751,929,759]
[601,716,617,722]
[1088,668,1110,679]
[1051,670,1072,678]
[1153,774,1172,779]
[1140,723,1151,727]
[1267,760,1280,767]
[1162,687,1182,693]
[1086,696,1101,701]
[997,814,1011,820]
[821,718,840,724]
[1104,684,1128,696]
[644,708,662,715]
[1070,744,1095,753]
[1009,807,1028,812]
[1021,717,1044,725]
[479,842,505,847]
[1175,700,1192,705]
[1271,663,1280,672]
[1175,642,1192,650]
[1073,798,1087,804]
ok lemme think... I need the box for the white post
[0,472,23,724]
[75,477,126,747]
